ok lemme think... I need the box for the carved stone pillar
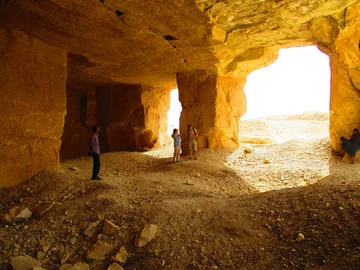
[177,70,246,154]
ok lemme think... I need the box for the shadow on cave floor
[3,114,360,269]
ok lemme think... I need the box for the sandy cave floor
[1,113,360,269]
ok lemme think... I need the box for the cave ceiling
[0,0,356,87]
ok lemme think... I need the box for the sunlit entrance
[243,46,330,120]
[167,89,182,134]
[231,46,332,192]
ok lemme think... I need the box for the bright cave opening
[167,88,182,134]
[228,46,332,192]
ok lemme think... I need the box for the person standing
[171,128,181,162]
[89,126,101,180]
[340,128,360,164]
[187,124,198,160]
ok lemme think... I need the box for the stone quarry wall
[177,70,246,154]
[104,84,170,152]
[61,84,170,157]
[0,29,67,187]
[60,85,97,160]
[329,4,360,154]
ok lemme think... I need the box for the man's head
[187,124,191,129]
[92,125,100,133]
[354,128,359,134]
[173,128,178,133]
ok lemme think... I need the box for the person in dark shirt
[340,128,360,164]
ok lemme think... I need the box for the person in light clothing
[171,128,181,162]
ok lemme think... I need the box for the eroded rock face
[60,83,170,158]
[0,29,67,187]
[2,0,360,185]
[0,0,216,87]
[329,4,360,151]
[178,70,246,153]
[60,85,96,160]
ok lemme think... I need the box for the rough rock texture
[100,84,170,152]
[178,70,246,153]
[2,0,360,184]
[203,0,354,76]
[0,0,216,87]
[61,83,170,158]
[329,4,360,151]
[60,85,96,160]
[0,28,67,187]
[61,81,170,160]
[10,255,41,270]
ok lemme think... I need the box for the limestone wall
[60,84,170,158]
[177,70,246,154]
[214,76,247,148]
[99,84,170,152]
[0,29,67,187]
[177,71,217,152]
[60,85,96,160]
[329,3,360,152]
[140,86,171,148]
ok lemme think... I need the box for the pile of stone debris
[2,204,157,270]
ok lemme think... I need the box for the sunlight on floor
[147,46,332,192]
[225,142,331,193]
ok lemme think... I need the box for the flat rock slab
[87,240,116,260]
[11,255,41,270]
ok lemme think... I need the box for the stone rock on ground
[112,246,128,264]
[10,255,41,270]
[33,202,55,217]
[108,263,124,270]
[103,219,120,235]
[59,262,90,270]
[296,232,305,242]
[135,224,158,247]
[86,240,116,260]
[3,206,32,223]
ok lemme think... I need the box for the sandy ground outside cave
[1,112,360,269]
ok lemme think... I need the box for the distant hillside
[259,111,329,121]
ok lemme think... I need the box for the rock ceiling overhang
[0,0,356,87]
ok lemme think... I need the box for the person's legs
[193,140,198,160]
[188,140,194,160]
[173,147,177,162]
[351,156,355,164]
[92,153,101,179]
[175,146,181,162]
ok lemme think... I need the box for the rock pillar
[329,5,360,153]
[329,55,360,152]
[0,29,67,187]
[177,70,246,154]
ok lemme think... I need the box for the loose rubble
[1,113,360,269]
